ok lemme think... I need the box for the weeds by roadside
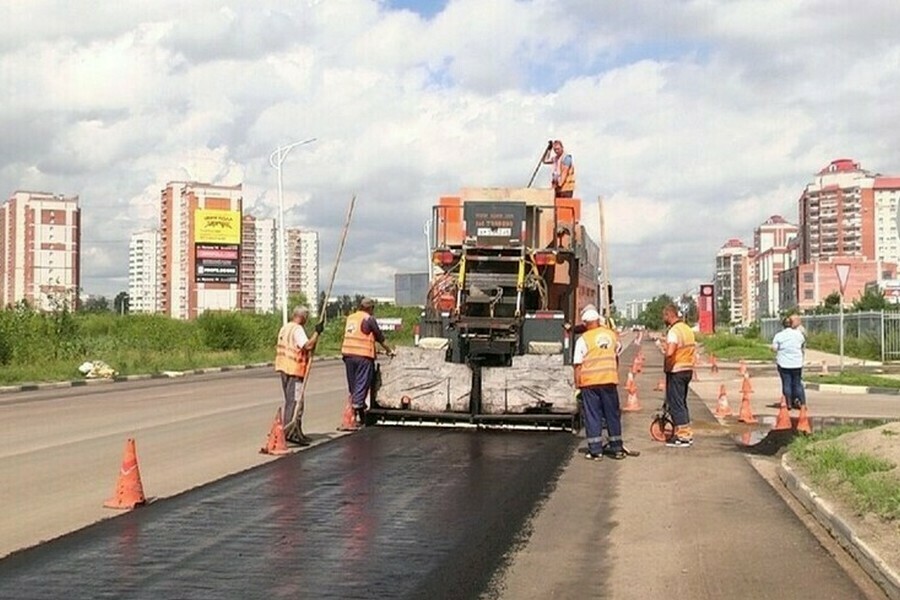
[698,333,773,361]
[789,424,900,521]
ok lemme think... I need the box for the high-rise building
[0,191,80,310]
[159,181,242,319]
[789,159,900,309]
[753,215,799,318]
[128,229,160,313]
[715,239,751,325]
[286,229,319,310]
[240,216,277,313]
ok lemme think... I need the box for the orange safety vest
[557,154,575,193]
[577,326,619,388]
[341,311,375,359]
[275,322,310,377]
[664,321,696,373]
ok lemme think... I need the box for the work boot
[297,425,312,445]
[354,406,367,427]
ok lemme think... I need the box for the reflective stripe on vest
[341,311,375,358]
[665,321,696,373]
[558,154,575,193]
[578,326,619,387]
[275,322,309,377]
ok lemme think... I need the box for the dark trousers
[280,373,304,424]
[777,366,806,407]
[581,384,622,455]
[344,355,375,408]
[665,370,692,427]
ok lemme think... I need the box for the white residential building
[287,229,319,311]
[128,230,160,313]
[753,215,799,318]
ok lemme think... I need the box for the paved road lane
[0,427,575,600]
[0,361,349,558]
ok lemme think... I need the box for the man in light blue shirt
[771,314,806,409]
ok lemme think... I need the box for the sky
[3,0,900,304]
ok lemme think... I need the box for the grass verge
[789,425,900,521]
[814,371,900,389]
[698,333,773,361]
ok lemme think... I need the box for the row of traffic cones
[714,378,812,433]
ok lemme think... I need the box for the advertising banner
[195,243,239,283]
[195,209,241,245]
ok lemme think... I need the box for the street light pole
[424,219,432,283]
[269,138,316,325]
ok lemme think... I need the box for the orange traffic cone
[739,359,747,377]
[773,396,792,431]
[796,405,812,434]
[737,392,758,424]
[654,378,665,392]
[260,408,290,455]
[632,357,643,375]
[715,385,732,417]
[622,377,642,412]
[821,361,829,375]
[709,354,719,374]
[338,397,360,431]
[740,374,753,395]
[104,438,146,510]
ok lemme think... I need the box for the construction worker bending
[657,303,696,447]
[573,307,625,461]
[342,297,395,424]
[275,306,322,446]
[541,139,575,198]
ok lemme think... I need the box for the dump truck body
[371,187,600,429]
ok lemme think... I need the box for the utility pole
[598,196,611,320]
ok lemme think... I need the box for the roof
[721,238,746,249]
[818,158,860,175]
[875,177,900,190]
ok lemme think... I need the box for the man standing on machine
[541,140,575,198]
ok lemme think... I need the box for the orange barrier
[773,396,792,431]
[714,384,732,417]
[796,405,812,434]
[260,408,290,455]
[737,392,757,424]
[622,376,641,412]
[338,397,360,431]
[104,438,146,510]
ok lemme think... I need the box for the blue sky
[386,0,447,18]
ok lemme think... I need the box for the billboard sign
[195,209,241,245]
[698,284,715,334]
[195,244,239,283]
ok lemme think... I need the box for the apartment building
[128,229,160,313]
[286,229,319,310]
[0,191,80,310]
[753,215,799,318]
[715,239,752,324]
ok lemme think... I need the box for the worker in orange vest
[541,139,575,198]
[275,306,322,445]
[342,297,395,424]
[573,307,625,460]
[657,303,696,447]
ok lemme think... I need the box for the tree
[637,294,675,331]
[853,288,887,312]
[113,292,129,315]
[287,292,309,312]
[82,296,110,313]
[813,292,841,315]
[679,294,698,326]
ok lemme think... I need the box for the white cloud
[2,0,900,305]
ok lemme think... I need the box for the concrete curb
[778,455,900,600]
[804,382,900,395]
[0,355,344,396]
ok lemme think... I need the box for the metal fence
[761,311,900,362]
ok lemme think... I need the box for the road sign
[835,263,851,296]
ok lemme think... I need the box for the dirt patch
[790,423,900,577]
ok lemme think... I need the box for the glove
[314,322,324,334]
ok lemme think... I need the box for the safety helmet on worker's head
[581,308,601,323]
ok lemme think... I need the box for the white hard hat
[581,308,601,322]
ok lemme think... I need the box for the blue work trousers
[344,355,375,408]
[777,366,806,407]
[665,370,692,427]
[581,384,622,455]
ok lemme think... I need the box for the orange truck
[370,187,602,430]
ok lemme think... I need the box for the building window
[884,271,893,279]
[803,289,814,300]
[802,273,814,283]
